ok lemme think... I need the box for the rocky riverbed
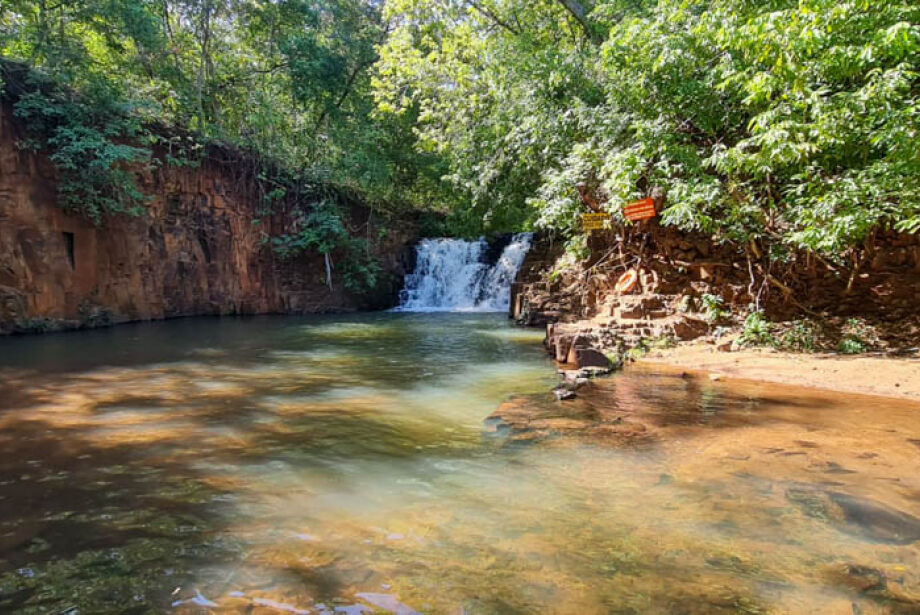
[486,364,920,612]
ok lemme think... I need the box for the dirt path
[639,344,920,401]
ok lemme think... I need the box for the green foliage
[700,294,729,324]
[624,335,675,361]
[1,0,446,222]
[375,0,604,234]
[836,317,872,354]
[4,0,918,246]
[779,320,818,353]
[272,201,349,258]
[338,246,382,293]
[14,89,153,224]
[272,200,380,292]
[375,0,920,252]
[837,337,865,355]
[648,335,677,350]
[624,337,650,361]
[739,310,776,348]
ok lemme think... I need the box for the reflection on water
[0,314,918,614]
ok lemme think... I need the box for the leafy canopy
[0,0,448,220]
[375,0,920,254]
[2,0,918,252]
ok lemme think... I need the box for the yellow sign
[581,212,609,231]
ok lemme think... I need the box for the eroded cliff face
[512,226,920,366]
[0,103,414,334]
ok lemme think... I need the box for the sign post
[623,197,657,222]
[581,212,609,231]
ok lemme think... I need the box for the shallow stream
[0,313,919,614]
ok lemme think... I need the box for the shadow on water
[1,314,919,613]
[0,384,513,612]
[0,417,237,612]
[0,313,561,612]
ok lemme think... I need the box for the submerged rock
[553,387,577,401]
[354,593,420,615]
[559,366,614,381]
[485,393,653,445]
[823,562,920,609]
[828,492,920,545]
[787,486,920,544]
[825,563,887,593]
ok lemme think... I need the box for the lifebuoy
[615,270,639,294]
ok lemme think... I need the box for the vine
[271,199,381,293]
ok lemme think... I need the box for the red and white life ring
[615,270,639,294]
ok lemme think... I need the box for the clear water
[0,313,918,614]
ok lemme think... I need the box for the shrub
[779,320,818,353]
[837,318,873,354]
[739,310,775,347]
[837,337,866,355]
[700,294,730,323]
[14,90,153,225]
[272,200,381,292]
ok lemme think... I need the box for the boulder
[561,365,614,379]
[672,316,709,341]
[573,347,612,369]
[554,334,574,362]
[559,372,593,389]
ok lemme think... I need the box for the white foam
[395,233,532,312]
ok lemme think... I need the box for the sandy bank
[638,345,920,402]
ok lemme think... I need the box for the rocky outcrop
[0,102,415,334]
[513,223,920,361]
[509,233,563,326]
[486,392,652,445]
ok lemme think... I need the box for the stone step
[613,294,666,307]
[608,294,670,319]
[612,305,675,321]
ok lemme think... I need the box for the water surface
[0,314,918,614]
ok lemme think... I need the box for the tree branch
[555,0,601,43]
[465,1,520,35]
[315,20,393,131]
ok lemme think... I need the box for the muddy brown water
[0,313,918,614]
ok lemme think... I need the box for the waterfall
[395,233,533,312]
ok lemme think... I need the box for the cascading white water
[395,233,533,312]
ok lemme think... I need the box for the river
[5,226,920,615]
[1,313,919,613]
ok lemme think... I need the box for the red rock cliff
[0,102,414,333]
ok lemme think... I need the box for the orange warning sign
[624,198,656,222]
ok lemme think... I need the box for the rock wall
[512,224,920,365]
[509,233,563,324]
[0,102,414,334]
